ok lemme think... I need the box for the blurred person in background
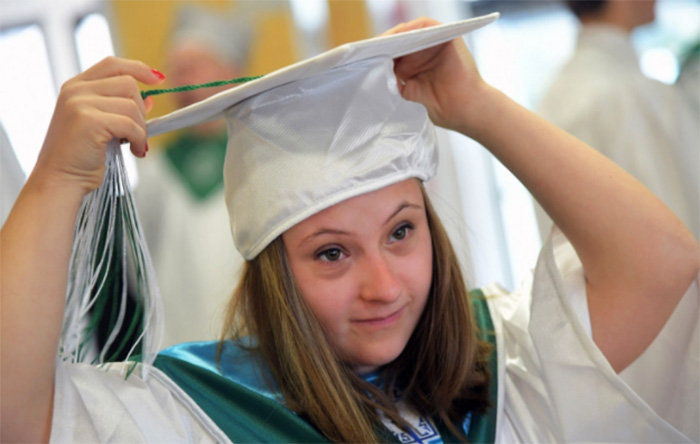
[536,0,698,241]
[677,39,699,116]
[136,4,252,348]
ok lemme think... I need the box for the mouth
[352,306,405,328]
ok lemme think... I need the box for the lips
[352,306,405,327]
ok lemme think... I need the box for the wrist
[452,83,508,141]
[24,165,95,209]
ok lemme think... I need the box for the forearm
[0,57,162,442]
[0,170,85,442]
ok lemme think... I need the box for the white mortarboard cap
[225,57,435,259]
[148,13,499,259]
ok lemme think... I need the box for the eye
[317,247,344,262]
[390,223,413,242]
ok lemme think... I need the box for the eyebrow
[298,228,352,248]
[385,202,423,225]
[297,201,423,248]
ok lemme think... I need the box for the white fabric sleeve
[50,361,231,443]
[482,228,698,443]
[551,228,591,338]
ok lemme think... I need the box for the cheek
[294,268,356,328]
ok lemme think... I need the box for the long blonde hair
[219,184,491,442]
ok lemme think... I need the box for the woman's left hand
[382,17,489,134]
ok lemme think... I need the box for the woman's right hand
[32,57,165,195]
[0,58,164,442]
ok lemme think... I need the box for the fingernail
[145,143,149,152]
[151,69,166,80]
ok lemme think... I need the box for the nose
[359,252,402,303]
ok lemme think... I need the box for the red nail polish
[151,69,166,80]
[145,143,149,152]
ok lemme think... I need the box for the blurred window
[0,24,56,176]
[0,5,136,187]
[635,1,700,84]
[75,13,115,71]
[290,0,328,33]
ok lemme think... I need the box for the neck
[579,2,653,35]
[580,15,632,35]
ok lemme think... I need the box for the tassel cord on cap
[140,75,264,99]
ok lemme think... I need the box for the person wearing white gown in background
[135,4,252,348]
[536,0,699,241]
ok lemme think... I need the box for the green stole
[164,131,228,201]
[154,290,498,443]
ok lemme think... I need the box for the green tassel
[141,75,265,100]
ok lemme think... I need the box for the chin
[352,344,407,374]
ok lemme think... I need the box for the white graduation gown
[484,229,699,443]
[50,230,699,442]
[536,25,699,242]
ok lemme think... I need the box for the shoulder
[154,340,331,443]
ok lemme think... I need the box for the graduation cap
[148,12,499,260]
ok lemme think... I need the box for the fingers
[381,17,442,36]
[79,75,149,116]
[100,113,149,158]
[382,17,450,82]
[63,99,148,158]
[381,22,410,37]
[34,57,158,195]
[393,44,445,84]
[79,56,166,86]
[61,57,164,154]
[90,96,146,130]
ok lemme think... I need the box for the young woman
[1,16,697,443]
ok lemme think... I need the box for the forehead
[286,179,424,234]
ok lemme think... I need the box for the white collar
[577,24,639,67]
